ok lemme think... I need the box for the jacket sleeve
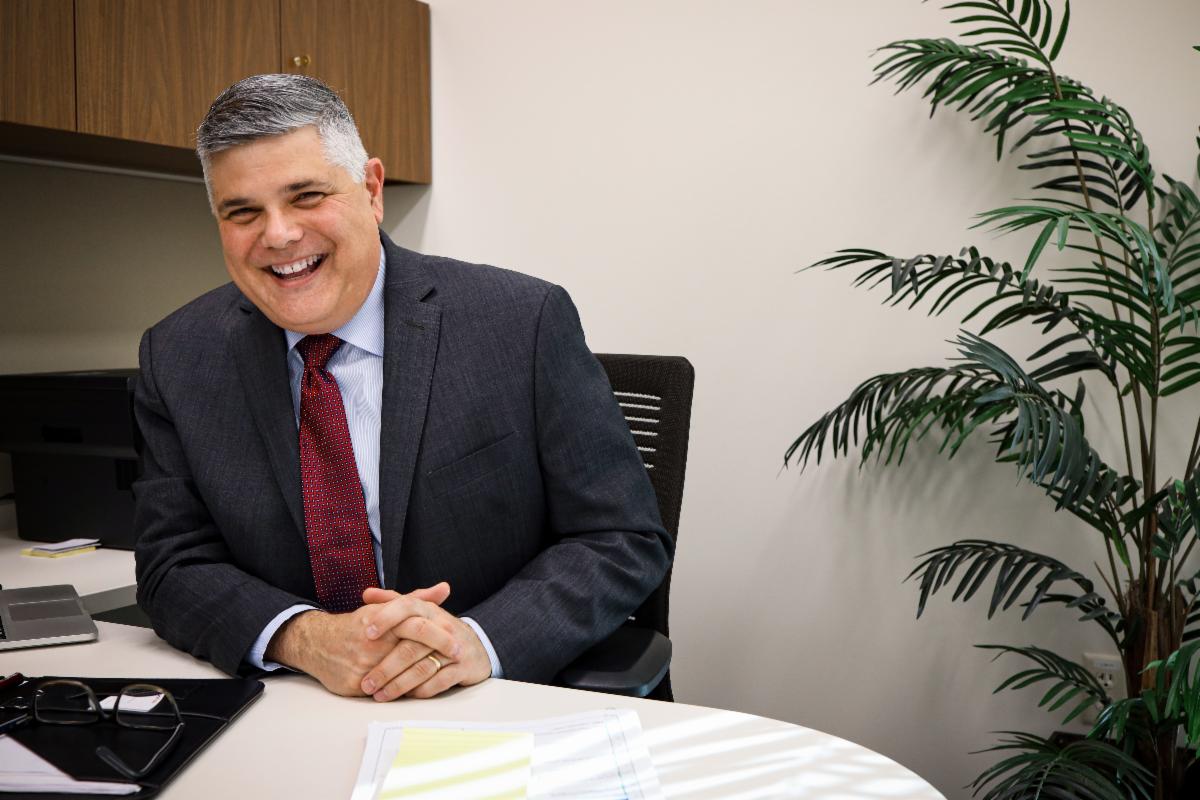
[133,326,311,676]
[462,285,673,682]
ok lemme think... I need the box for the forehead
[207,126,342,201]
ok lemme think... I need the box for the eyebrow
[216,180,334,213]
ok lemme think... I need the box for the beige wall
[1,1,1198,796]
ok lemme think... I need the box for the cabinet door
[75,0,279,149]
[281,0,430,183]
[1,0,75,129]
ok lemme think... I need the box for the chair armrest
[556,626,671,698]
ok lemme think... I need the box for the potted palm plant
[787,1,1200,796]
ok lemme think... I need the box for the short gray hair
[196,74,369,206]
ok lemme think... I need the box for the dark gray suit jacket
[133,234,671,682]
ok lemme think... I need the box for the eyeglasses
[0,679,230,781]
[34,680,187,780]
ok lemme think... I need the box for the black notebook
[0,675,264,799]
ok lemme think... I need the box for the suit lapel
[379,238,441,590]
[231,300,305,538]
[376,237,444,587]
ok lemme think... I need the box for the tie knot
[297,334,343,370]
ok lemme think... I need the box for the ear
[364,157,385,224]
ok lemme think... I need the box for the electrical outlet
[1080,652,1125,725]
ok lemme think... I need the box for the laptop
[0,584,98,651]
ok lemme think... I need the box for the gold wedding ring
[425,654,443,671]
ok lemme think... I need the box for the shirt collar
[285,245,386,357]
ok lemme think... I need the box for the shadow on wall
[382,183,431,248]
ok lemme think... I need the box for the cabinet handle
[292,55,311,68]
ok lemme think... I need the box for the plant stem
[1045,65,1152,599]
[1106,495,1137,602]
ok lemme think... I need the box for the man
[133,74,670,702]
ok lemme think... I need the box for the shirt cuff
[461,616,503,678]
[247,604,317,671]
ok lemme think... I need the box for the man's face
[207,126,385,334]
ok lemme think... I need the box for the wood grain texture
[281,0,431,184]
[1,0,75,129]
[75,0,279,148]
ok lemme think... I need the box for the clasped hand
[266,582,492,701]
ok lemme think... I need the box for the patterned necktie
[296,334,379,612]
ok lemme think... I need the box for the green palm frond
[874,2,1154,212]
[783,363,1001,468]
[807,247,1153,388]
[873,38,1058,159]
[1017,97,1153,211]
[1150,476,1200,566]
[1156,177,1200,394]
[943,0,1071,65]
[906,540,1120,639]
[1155,177,1200,283]
[971,731,1154,800]
[1144,640,1200,746]
[1179,564,1200,644]
[976,202,1173,313]
[1091,696,1157,749]
[784,332,1126,512]
[979,644,1109,724]
[953,333,1124,504]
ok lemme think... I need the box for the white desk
[0,527,137,613]
[0,622,945,799]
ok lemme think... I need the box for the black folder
[0,675,264,798]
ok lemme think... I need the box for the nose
[260,208,302,249]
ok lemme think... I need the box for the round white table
[0,622,944,799]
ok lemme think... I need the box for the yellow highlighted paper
[20,546,96,558]
[377,728,534,800]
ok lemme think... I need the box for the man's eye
[226,208,256,221]
[295,192,324,203]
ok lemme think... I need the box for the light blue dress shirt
[247,246,503,678]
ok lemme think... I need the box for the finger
[362,582,450,607]
[360,637,435,696]
[360,596,438,640]
[406,663,464,700]
[362,587,399,605]
[412,582,451,605]
[393,613,461,660]
[371,651,448,702]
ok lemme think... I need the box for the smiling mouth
[268,253,327,280]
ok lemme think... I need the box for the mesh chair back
[596,354,694,698]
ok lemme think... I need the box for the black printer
[0,370,140,549]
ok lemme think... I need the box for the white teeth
[270,254,322,276]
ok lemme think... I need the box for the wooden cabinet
[75,0,279,149]
[0,0,431,183]
[1,0,75,130]
[282,0,430,183]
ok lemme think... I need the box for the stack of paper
[0,736,137,795]
[352,709,664,800]
[20,538,100,558]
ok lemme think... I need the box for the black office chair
[556,354,694,701]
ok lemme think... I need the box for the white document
[99,692,164,713]
[0,735,138,795]
[350,709,664,800]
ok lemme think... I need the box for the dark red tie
[297,334,378,612]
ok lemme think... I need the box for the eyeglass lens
[114,684,179,730]
[35,681,99,724]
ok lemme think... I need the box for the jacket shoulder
[389,243,558,310]
[147,282,245,340]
